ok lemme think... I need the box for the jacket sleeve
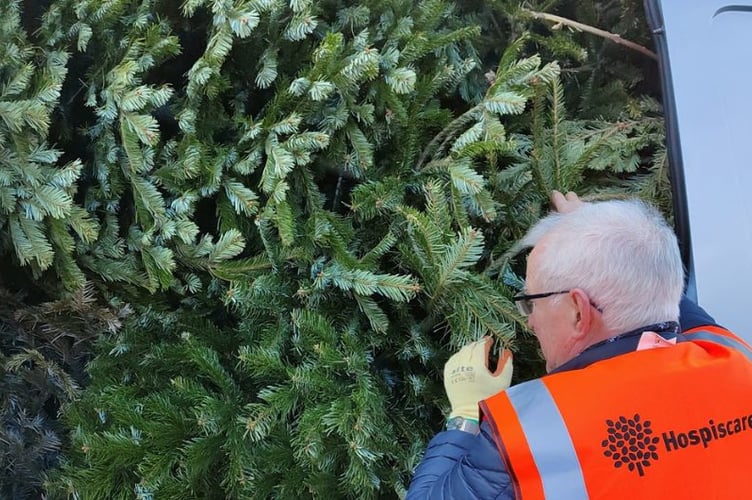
[406,421,514,500]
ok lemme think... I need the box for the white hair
[519,199,684,332]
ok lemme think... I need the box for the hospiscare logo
[601,414,658,477]
[602,412,752,477]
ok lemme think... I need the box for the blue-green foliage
[0,0,669,497]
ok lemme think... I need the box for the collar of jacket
[549,321,681,374]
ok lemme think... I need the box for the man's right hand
[551,190,584,214]
[444,337,513,421]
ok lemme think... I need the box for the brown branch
[524,10,658,61]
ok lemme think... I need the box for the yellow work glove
[444,337,513,421]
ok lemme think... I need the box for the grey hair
[519,199,684,332]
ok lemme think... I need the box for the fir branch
[359,231,398,267]
[549,77,565,190]
[431,227,484,305]
[322,263,419,302]
[416,104,482,171]
[529,89,550,195]
[449,161,485,195]
[354,294,389,333]
[208,229,246,264]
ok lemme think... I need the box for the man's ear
[569,288,594,338]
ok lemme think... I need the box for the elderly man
[406,192,752,499]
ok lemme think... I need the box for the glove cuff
[449,404,480,422]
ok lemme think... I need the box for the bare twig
[524,9,658,61]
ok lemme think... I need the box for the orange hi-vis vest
[480,326,752,500]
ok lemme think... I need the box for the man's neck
[552,321,681,374]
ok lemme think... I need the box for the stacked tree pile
[0,0,667,498]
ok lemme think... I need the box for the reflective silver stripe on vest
[507,379,589,500]
[684,330,752,362]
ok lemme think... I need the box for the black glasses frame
[513,290,603,316]
[513,290,570,316]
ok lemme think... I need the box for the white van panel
[656,0,752,337]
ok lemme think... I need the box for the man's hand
[551,190,584,214]
[444,337,513,421]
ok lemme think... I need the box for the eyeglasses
[513,290,603,316]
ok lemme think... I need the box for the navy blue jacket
[406,297,718,499]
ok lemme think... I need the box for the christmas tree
[0,0,668,498]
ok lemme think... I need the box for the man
[406,191,752,499]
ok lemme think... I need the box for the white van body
[647,0,752,338]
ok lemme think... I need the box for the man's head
[519,199,684,372]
